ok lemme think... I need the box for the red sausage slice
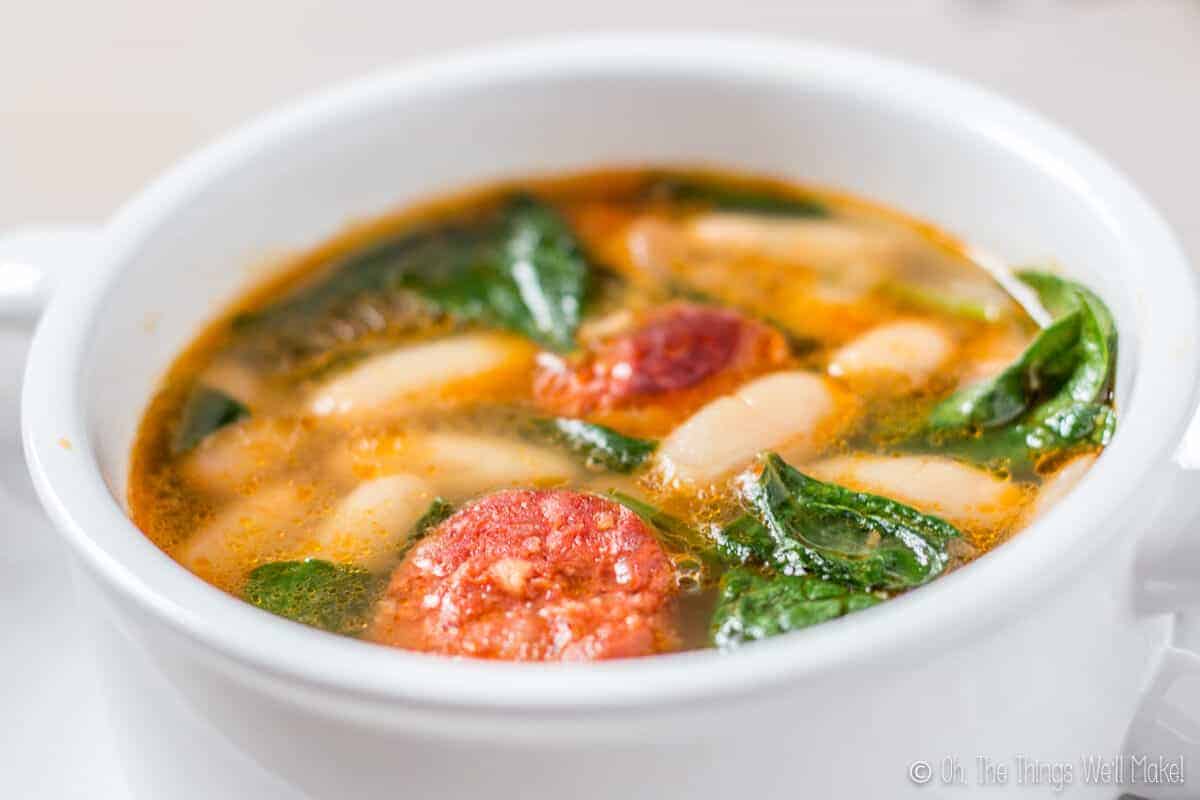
[368,489,679,661]
[534,303,788,432]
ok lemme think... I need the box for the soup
[129,168,1116,660]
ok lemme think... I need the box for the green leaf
[647,176,829,218]
[236,195,591,353]
[919,270,1117,472]
[737,454,960,590]
[1017,270,1116,416]
[932,403,1115,475]
[711,567,882,649]
[230,226,457,344]
[412,195,589,352]
[607,490,709,552]
[171,385,249,454]
[927,310,1082,431]
[606,491,724,580]
[243,559,378,635]
[712,512,775,565]
[398,497,454,559]
[532,417,657,473]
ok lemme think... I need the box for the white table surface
[0,1,1197,797]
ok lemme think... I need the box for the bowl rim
[21,32,1200,713]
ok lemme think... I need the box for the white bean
[624,216,683,281]
[180,417,301,494]
[308,333,533,418]
[335,430,579,501]
[656,371,850,486]
[418,431,579,499]
[310,474,435,570]
[176,483,320,589]
[807,454,1026,531]
[686,213,898,278]
[828,319,954,388]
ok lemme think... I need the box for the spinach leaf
[229,228,456,351]
[647,176,829,218]
[171,385,249,455]
[608,490,709,553]
[533,418,657,473]
[931,403,1114,474]
[398,497,454,559]
[607,491,724,580]
[737,453,960,590]
[712,512,775,566]
[236,195,591,352]
[920,270,1116,472]
[411,497,454,538]
[412,196,589,351]
[928,311,1082,431]
[244,559,378,635]
[711,567,882,649]
[1016,269,1116,417]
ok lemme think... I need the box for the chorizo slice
[534,303,788,434]
[369,489,679,661]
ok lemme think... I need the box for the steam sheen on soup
[129,169,1116,660]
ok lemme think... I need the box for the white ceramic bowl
[15,35,1200,799]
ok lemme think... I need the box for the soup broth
[129,168,1116,660]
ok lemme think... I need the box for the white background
[2,0,1199,263]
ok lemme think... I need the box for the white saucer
[0,328,131,798]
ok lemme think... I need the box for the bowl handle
[0,226,103,322]
[1122,616,1200,795]
[0,226,103,562]
[1122,434,1200,786]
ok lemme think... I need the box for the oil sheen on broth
[128,168,1117,660]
